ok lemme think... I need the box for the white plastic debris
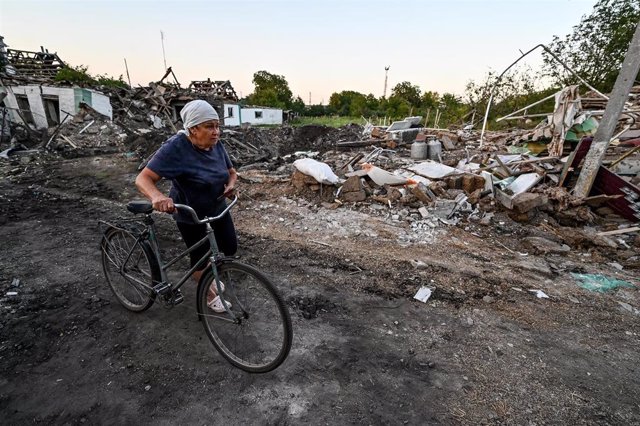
[6,292,18,297]
[529,289,549,299]
[414,286,433,303]
[361,163,413,186]
[407,160,460,179]
[293,158,339,185]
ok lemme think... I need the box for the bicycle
[99,195,292,373]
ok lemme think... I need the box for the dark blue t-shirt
[147,132,233,223]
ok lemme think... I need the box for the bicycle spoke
[101,228,156,312]
[199,262,292,373]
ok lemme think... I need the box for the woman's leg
[212,212,237,256]
[176,220,210,284]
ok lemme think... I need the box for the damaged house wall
[2,85,112,129]
[223,103,283,126]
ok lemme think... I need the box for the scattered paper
[414,286,433,303]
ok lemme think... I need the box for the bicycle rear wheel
[197,261,292,373]
[101,227,158,312]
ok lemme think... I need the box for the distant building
[223,104,283,126]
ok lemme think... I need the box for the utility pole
[383,66,390,98]
[309,91,311,105]
[160,30,167,71]
[573,20,640,198]
[123,58,132,88]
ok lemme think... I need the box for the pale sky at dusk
[1,0,597,104]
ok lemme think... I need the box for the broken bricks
[339,176,366,202]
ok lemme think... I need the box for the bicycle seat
[127,200,153,214]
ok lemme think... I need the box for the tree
[291,96,306,114]
[420,91,440,111]
[543,0,640,92]
[328,90,370,116]
[55,65,129,89]
[464,66,553,129]
[382,95,411,119]
[438,93,469,127]
[246,70,293,108]
[391,81,422,108]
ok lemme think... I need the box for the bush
[55,65,130,89]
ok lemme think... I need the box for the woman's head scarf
[180,100,219,131]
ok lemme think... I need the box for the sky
[0,0,598,104]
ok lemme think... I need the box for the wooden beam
[597,227,640,236]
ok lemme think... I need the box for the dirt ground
[1,151,639,425]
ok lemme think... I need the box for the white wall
[241,107,282,125]
[87,90,113,119]
[43,87,76,123]
[2,85,112,129]
[221,104,283,126]
[223,103,241,126]
[5,85,51,128]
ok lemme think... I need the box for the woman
[135,99,237,312]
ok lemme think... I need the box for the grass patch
[290,116,364,128]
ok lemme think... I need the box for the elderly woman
[135,100,237,312]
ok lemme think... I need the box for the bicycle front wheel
[197,262,292,373]
[101,227,158,312]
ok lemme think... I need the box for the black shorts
[176,212,237,270]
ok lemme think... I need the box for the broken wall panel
[592,166,640,221]
[562,137,640,221]
[4,86,112,129]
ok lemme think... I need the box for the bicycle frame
[101,196,239,316]
[148,219,221,292]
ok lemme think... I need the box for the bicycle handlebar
[174,195,238,225]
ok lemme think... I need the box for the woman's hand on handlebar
[152,195,175,213]
[223,183,236,199]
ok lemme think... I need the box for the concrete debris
[1,44,638,272]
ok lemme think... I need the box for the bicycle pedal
[172,292,184,305]
[153,282,171,295]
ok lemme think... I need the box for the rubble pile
[283,86,640,268]
[1,50,638,261]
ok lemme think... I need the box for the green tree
[391,81,422,108]
[55,65,130,89]
[421,91,440,109]
[543,0,640,92]
[383,95,411,119]
[306,104,330,116]
[247,70,293,108]
[438,93,469,127]
[291,96,306,114]
[328,90,369,116]
[55,65,96,86]
[464,66,553,129]
[365,94,380,114]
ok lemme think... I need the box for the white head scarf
[180,100,219,133]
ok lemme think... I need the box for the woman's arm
[224,167,238,197]
[135,167,175,212]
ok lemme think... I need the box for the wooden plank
[59,134,77,148]
[597,227,640,236]
[558,137,592,187]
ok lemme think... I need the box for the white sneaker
[208,295,232,313]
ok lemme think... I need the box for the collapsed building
[0,36,284,152]
[1,36,639,273]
